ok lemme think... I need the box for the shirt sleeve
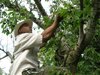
[14,32,42,53]
[23,32,42,48]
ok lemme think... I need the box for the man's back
[10,33,42,75]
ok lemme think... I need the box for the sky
[0,19,13,71]
[0,23,14,74]
[0,0,52,74]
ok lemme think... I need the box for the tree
[0,0,100,74]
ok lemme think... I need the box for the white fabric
[10,32,42,75]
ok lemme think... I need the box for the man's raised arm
[40,13,63,48]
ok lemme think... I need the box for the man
[10,13,67,75]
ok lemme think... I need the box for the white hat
[14,20,33,37]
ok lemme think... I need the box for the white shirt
[10,32,42,75]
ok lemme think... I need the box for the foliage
[39,0,100,74]
[76,22,100,75]
[38,38,60,67]
[77,48,100,75]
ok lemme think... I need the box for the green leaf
[57,71,62,75]
[20,9,24,14]
[11,35,12,38]
[8,8,14,11]
[1,25,4,28]
[8,12,14,15]
[48,67,55,74]
[78,61,85,67]
[63,71,68,75]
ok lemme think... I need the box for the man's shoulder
[15,32,42,41]
[16,33,32,38]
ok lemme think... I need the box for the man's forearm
[40,20,59,48]
[42,19,58,41]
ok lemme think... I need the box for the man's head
[14,20,33,37]
[18,23,32,34]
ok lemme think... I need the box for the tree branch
[78,0,84,45]
[29,12,46,28]
[0,48,13,61]
[93,0,100,16]
[76,0,100,54]
[15,0,18,6]
[84,14,99,47]
[0,55,8,60]
[0,0,45,29]
[83,0,100,47]
[6,51,13,60]
[0,48,6,53]
[34,0,48,17]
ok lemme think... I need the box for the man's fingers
[56,13,63,22]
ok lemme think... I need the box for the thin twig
[0,55,8,60]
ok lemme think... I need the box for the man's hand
[55,13,63,22]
